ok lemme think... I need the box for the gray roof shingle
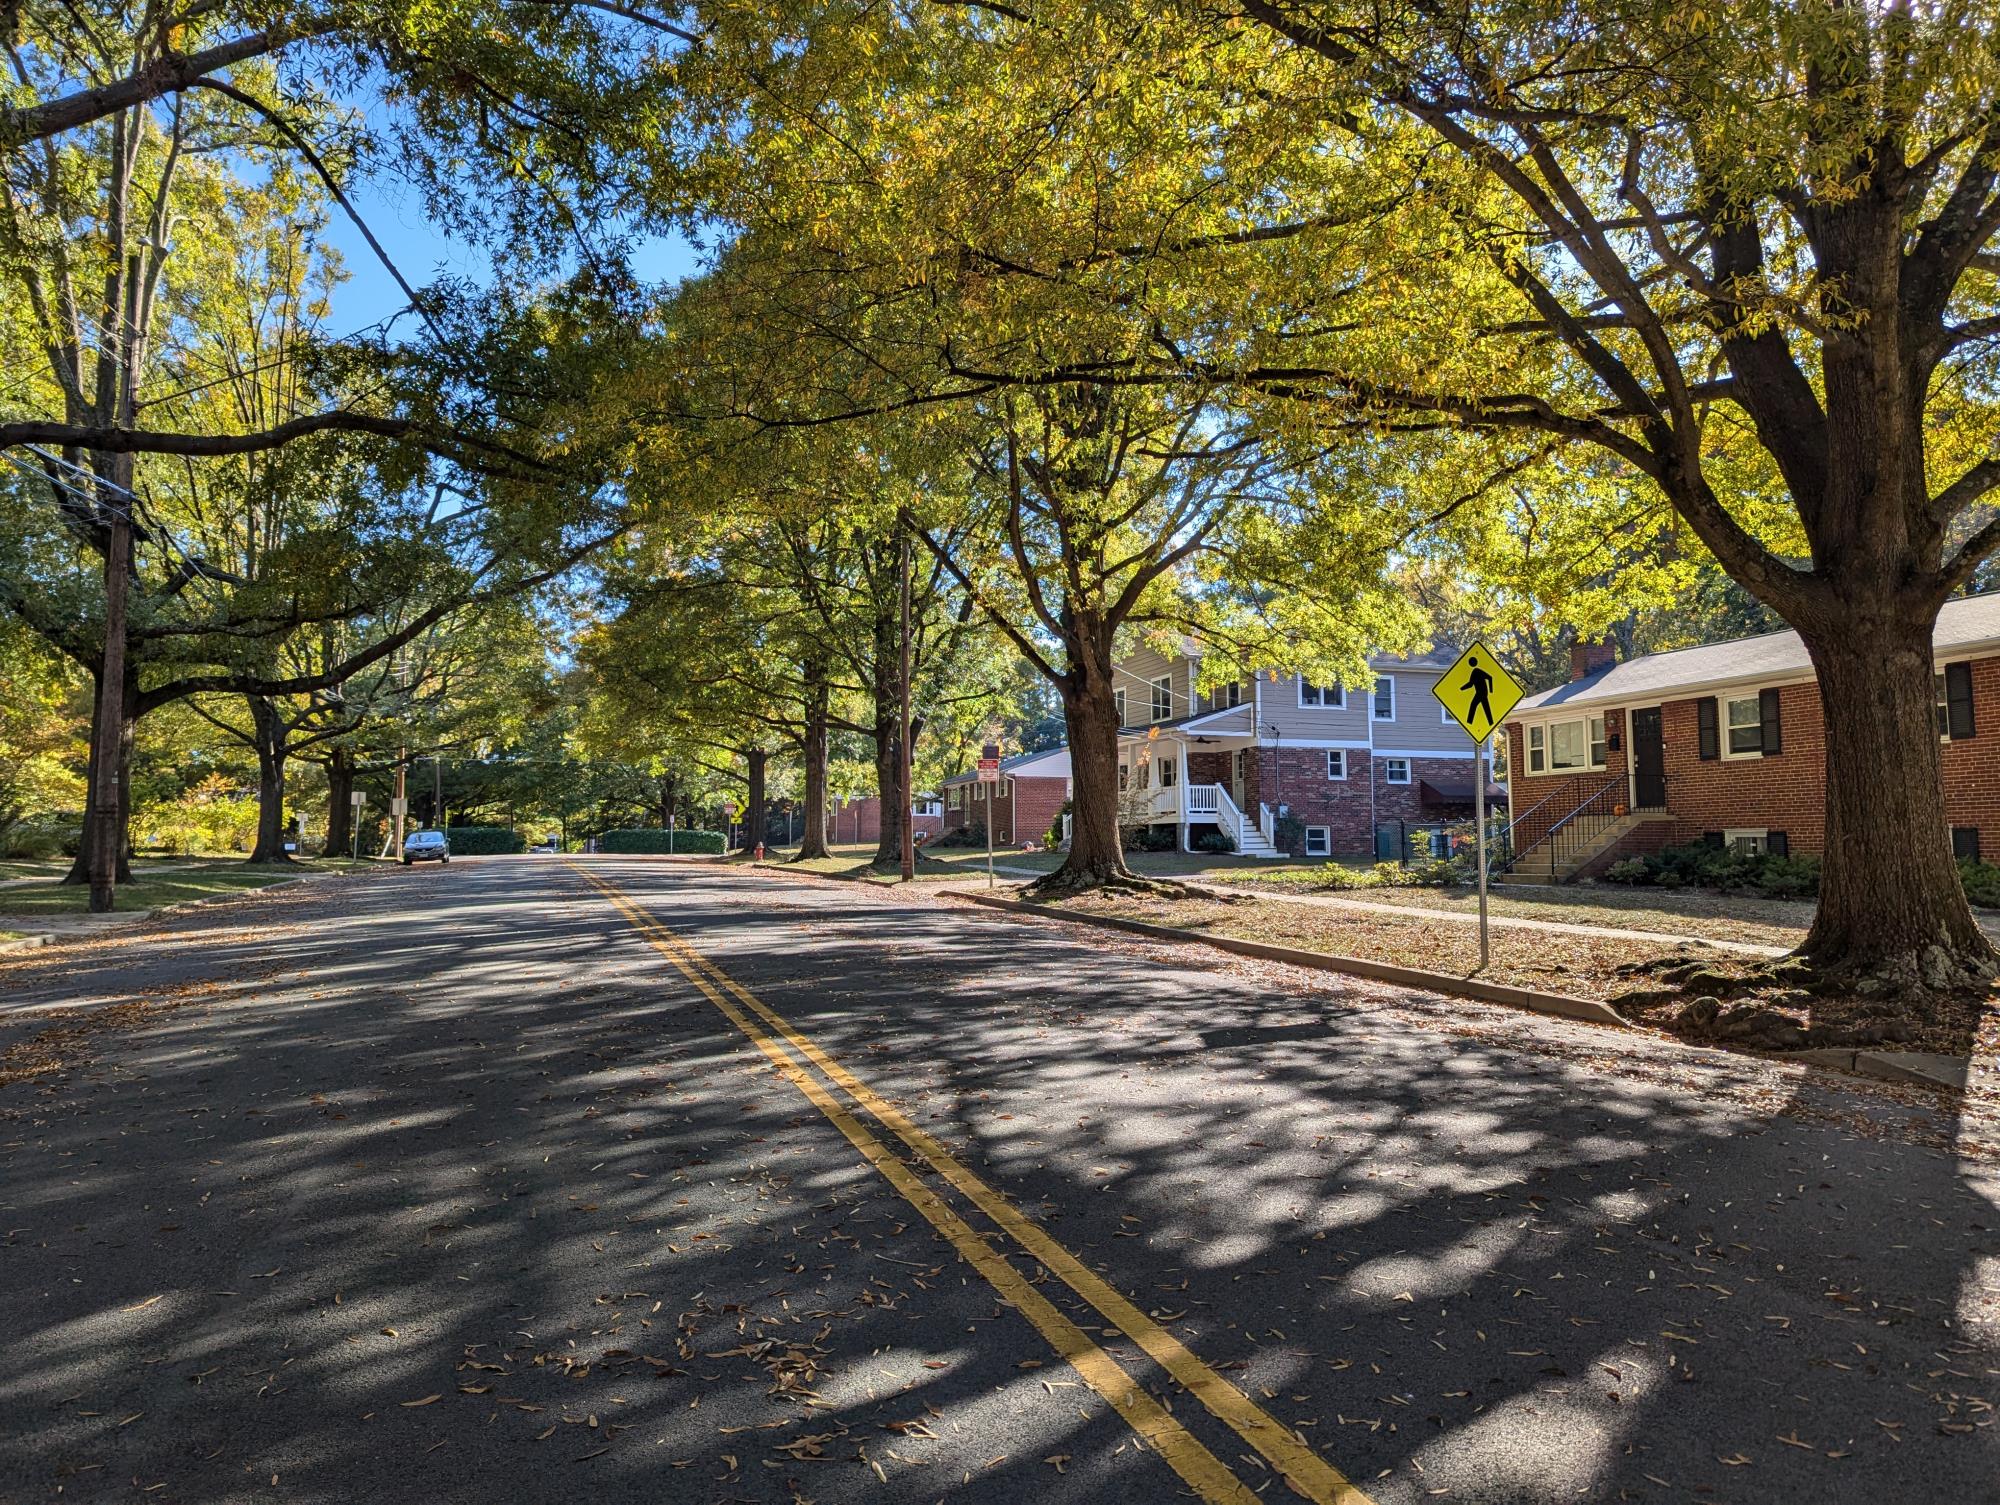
[1512,592,2000,715]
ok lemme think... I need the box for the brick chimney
[1569,639,1617,681]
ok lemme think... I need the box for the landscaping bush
[929,822,987,849]
[1044,800,1072,851]
[597,827,725,855]
[1315,862,1383,890]
[0,812,81,859]
[1193,828,1235,855]
[1272,812,1307,856]
[1595,840,1822,899]
[1960,859,2000,910]
[445,825,527,855]
[1121,823,1177,853]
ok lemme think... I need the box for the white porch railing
[1258,802,1276,845]
[1185,784,1220,818]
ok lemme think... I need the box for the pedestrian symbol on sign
[1432,641,1522,742]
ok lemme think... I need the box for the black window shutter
[1768,830,1789,857]
[1946,662,1976,740]
[1701,830,1724,849]
[1952,826,1981,863]
[1758,688,1782,754]
[1697,697,1719,760]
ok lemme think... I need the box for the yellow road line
[574,864,1265,1505]
[574,862,1377,1505]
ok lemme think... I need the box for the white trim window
[1206,680,1244,711]
[1723,694,1764,758]
[1326,749,1347,780]
[1383,756,1411,785]
[1724,828,1768,855]
[1442,701,1456,724]
[1150,675,1173,723]
[973,783,985,802]
[1304,826,1332,857]
[1298,676,1345,709]
[1525,715,1607,774]
[1372,676,1396,720]
[1158,754,1178,788]
[1114,688,1127,727]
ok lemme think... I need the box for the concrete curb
[0,931,58,954]
[945,890,1628,1028]
[1779,1047,1969,1092]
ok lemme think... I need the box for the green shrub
[445,825,526,855]
[1960,859,2000,909]
[1602,857,1650,884]
[1273,813,1307,856]
[1193,828,1235,855]
[1044,799,1072,851]
[598,827,725,854]
[0,813,80,859]
[1315,862,1382,890]
[1599,840,1822,899]
[1121,824,1177,853]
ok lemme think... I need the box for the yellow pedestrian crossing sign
[1432,641,1521,742]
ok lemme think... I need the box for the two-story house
[1111,644,1500,858]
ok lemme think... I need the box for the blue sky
[317,165,703,336]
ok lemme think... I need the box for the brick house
[1497,592,2000,882]
[1111,644,1501,858]
[940,748,1073,848]
[826,795,945,845]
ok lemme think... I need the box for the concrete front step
[1505,810,1671,884]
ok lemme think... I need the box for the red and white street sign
[976,740,1001,783]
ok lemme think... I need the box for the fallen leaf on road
[1045,1454,1071,1473]
[401,1395,441,1408]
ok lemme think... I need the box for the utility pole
[86,471,132,913]
[393,746,408,855]
[899,527,915,882]
[433,754,443,832]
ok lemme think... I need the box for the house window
[1304,826,1331,857]
[1159,755,1177,788]
[1372,676,1396,720]
[1137,759,1151,791]
[973,783,985,802]
[1326,749,1347,781]
[1151,675,1173,722]
[1383,757,1411,785]
[1939,664,1976,740]
[1526,715,1607,774]
[1298,677,1344,709]
[1952,826,1981,863]
[1724,828,1767,856]
[1114,688,1127,726]
[1207,681,1243,711]
[1442,701,1456,724]
[1724,694,1763,757]
[1118,763,1128,792]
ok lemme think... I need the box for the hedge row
[444,825,526,855]
[598,827,726,855]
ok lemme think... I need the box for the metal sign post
[1432,639,1522,974]
[1475,732,1489,970]
[977,742,1001,888]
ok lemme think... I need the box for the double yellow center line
[572,863,1374,1505]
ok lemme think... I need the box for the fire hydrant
[754,842,765,860]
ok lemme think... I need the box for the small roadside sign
[1431,639,1519,972]
[1431,640,1523,741]
[976,742,1001,783]
[350,791,365,806]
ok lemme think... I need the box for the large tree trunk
[869,601,909,868]
[795,665,832,861]
[323,746,355,858]
[743,748,768,853]
[247,697,294,864]
[1033,619,1140,893]
[64,666,136,886]
[1800,621,1997,994]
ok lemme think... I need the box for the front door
[1631,707,1666,809]
[1230,750,1245,809]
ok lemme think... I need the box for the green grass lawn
[0,859,69,882]
[0,857,373,916]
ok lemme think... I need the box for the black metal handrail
[1497,774,1626,876]
[1492,781,1579,869]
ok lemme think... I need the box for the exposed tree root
[1607,946,1995,1052]
[1025,866,1221,902]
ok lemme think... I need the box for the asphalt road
[0,857,1995,1504]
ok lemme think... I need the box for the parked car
[402,830,450,866]
[529,841,557,854]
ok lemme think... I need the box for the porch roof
[1117,702,1256,741]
